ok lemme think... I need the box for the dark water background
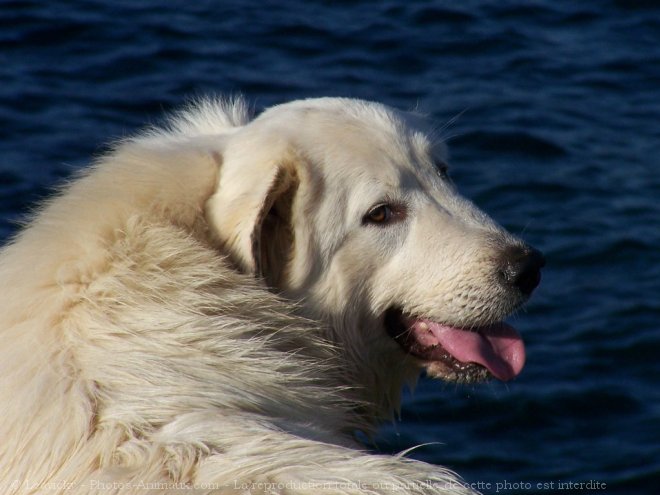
[1,1,658,494]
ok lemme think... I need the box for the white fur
[0,97,524,494]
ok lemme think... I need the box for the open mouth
[384,307,526,383]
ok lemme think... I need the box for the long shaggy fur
[0,97,510,495]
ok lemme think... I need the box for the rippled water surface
[1,1,659,494]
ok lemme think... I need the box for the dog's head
[205,98,544,406]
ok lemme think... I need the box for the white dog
[0,97,543,494]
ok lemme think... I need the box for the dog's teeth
[418,322,429,332]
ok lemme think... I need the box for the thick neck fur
[0,140,384,487]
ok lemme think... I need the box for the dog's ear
[257,166,299,287]
[206,153,299,285]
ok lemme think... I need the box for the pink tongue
[407,319,526,381]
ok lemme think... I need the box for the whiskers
[430,106,471,145]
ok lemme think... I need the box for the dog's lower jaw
[423,359,490,384]
[382,307,524,384]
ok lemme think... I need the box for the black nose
[499,245,545,296]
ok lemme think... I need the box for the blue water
[1,1,658,493]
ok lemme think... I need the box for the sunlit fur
[0,97,524,494]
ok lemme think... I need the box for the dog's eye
[363,204,397,225]
[436,162,450,179]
